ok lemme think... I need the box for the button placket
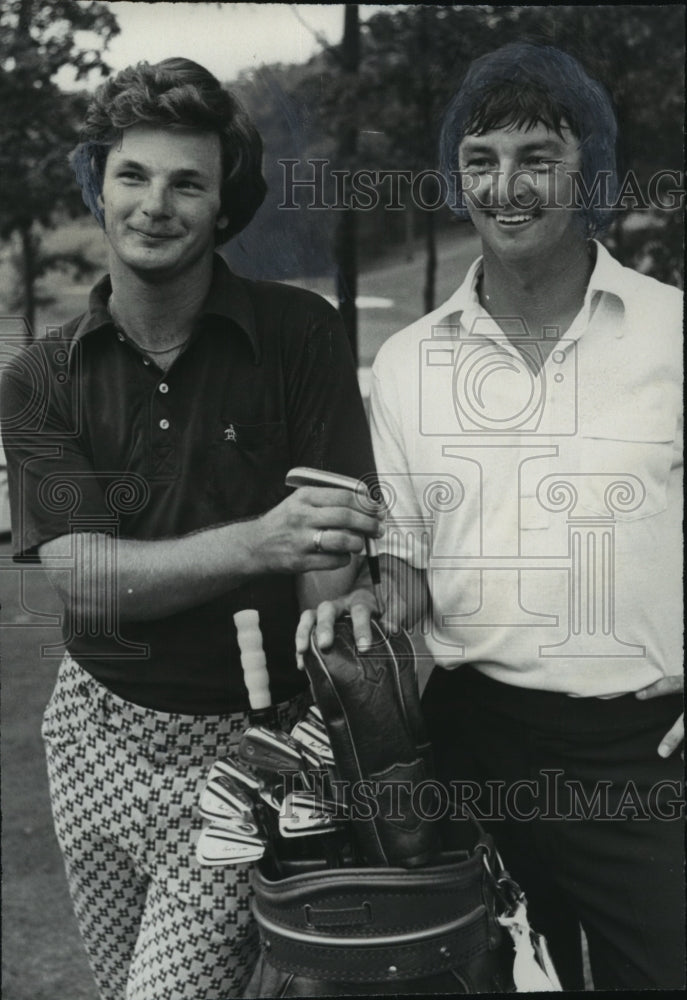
[154,378,172,430]
[150,375,180,476]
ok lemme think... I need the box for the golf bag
[248,841,515,996]
[246,619,518,996]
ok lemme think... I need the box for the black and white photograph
[1,3,684,997]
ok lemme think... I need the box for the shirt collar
[67,253,260,366]
[585,239,630,306]
[434,239,629,335]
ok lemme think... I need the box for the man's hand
[295,575,413,668]
[254,486,385,576]
[295,555,428,668]
[295,588,380,668]
[635,675,684,757]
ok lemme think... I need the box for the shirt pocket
[206,419,291,518]
[575,410,676,521]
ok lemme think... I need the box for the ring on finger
[313,528,325,553]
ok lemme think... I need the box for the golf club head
[306,705,324,725]
[290,720,335,766]
[196,825,266,866]
[278,791,343,838]
[199,775,256,823]
[302,707,329,736]
[239,726,312,789]
[202,817,262,838]
[208,756,261,793]
[258,780,285,811]
[295,743,328,774]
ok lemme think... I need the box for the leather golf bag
[246,619,516,996]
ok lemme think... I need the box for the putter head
[196,825,266,866]
[278,791,343,838]
[199,775,256,823]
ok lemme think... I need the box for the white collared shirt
[371,242,683,696]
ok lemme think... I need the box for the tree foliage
[235,5,682,301]
[0,0,119,331]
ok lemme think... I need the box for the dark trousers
[421,666,685,991]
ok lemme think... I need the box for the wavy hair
[439,43,618,235]
[70,57,266,242]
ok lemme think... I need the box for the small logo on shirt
[224,425,237,442]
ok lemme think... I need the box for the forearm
[298,553,429,630]
[297,555,368,613]
[380,553,430,631]
[39,483,383,624]
[39,520,262,622]
[294,552,429,661]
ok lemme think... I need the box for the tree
[334,4,360,363]
[358,4,683,298]
[0,0,119,337]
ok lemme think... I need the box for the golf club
[208,756,262,794]
[290,719,335,765]
[278,791,344,837]
[199,774,257,824]
[234,608,278,728]
[285,467,384,615]
[196,825,266,866]
[239,725,313,790]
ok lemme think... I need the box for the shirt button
[159,383,169,393]
[159,419,170,430]
[143,358,151,366]
[117,332,125,342]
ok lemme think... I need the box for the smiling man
[0,59,382,1000]
[299,43,684,990]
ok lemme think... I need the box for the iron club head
[290,720,335,766]
[278,791,344,838]
[199,775,256,823]
[239,726,313,790]
[196,825,266,866]
[207,756,262,793]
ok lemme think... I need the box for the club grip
[234,609,271,710]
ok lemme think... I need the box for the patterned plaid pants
[42,654,309,1000]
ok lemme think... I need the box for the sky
[59,3,387,89]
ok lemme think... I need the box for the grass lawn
[1,540,97,999]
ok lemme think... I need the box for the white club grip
[233,609,271,710]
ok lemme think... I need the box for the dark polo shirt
[0,255,376,713]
